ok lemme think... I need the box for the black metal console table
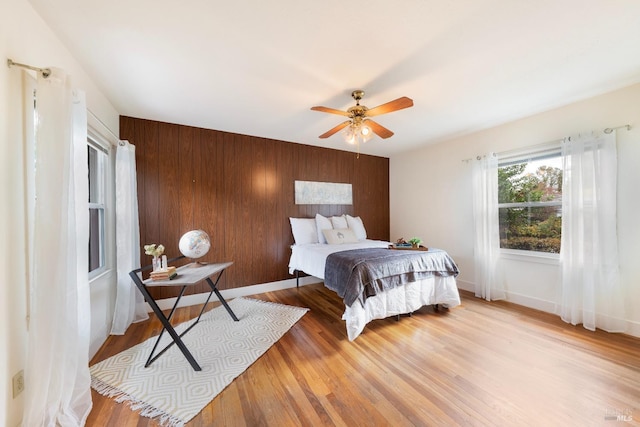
[129,256,239,371]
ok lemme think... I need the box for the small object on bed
[408,237,422,248]
[392,237,426,250]
[323,228,359,245]
[389,244,429,251]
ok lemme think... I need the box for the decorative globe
[178,230,211,259]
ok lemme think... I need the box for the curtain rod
[7,59,125,147]
[7,58,51,78]
[87,109,125,146]
[603,124,631,134]
[462,124,631,162]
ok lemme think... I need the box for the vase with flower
[144,244,165,271]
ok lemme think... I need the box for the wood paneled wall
[120,116,390,299]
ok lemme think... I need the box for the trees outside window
[498,153,562,253]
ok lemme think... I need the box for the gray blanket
[324,248,459,308]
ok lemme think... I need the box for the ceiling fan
[311,90,414,141]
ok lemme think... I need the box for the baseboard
[90,324,110,358]
[503,290,558,314]
[625,320,640,338]
[150,275,323,312]
[463,283,640,339]
[455,279,474,293]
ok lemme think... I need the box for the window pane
[89,207,104,272]
[498,158,562,204]
[88,145,104,204]
[499,205,562,253]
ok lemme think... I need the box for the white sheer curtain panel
[560,131,626,332]
[472,153,505,301]
[111,141,148,335]
[23,68,93,426]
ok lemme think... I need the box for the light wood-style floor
[87,284,640,426]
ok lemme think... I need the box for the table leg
[132,276,203,371]
[205,271,239,321]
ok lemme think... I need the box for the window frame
[88,139,108,277]
[87,132,114,281]
[497,143,563,259]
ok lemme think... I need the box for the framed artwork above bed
[294,180,353,205]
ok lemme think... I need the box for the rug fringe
[91,377,185,427]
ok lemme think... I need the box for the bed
[288,215,461,340]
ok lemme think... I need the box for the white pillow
[322,228,359,245]
[289,217,318,245]
[330,215,348,229]
[315,213,333,244]
[346,214,367,240]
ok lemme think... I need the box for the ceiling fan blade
[365,97,414,117]
[311,106,351,117]
[319,120,351,138]
[365,120,394,139]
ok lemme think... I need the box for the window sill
[89,267,113,284]
[500,249,560,265]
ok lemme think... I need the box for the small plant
[408,237,422,246]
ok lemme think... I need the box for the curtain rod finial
[604,124,631,134]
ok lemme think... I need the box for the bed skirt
[342,275,460,341]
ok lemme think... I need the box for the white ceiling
[27,0,640,157]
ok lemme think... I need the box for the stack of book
[150,266,177,281]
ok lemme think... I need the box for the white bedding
[288,240,461,340]
[288,240,390,278]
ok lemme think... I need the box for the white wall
[1,0,119,425]
[390,83,640,337]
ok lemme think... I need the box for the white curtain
[111,141,148,335]
[23,68,93,426]
[560,131,626,332]
[472,153,505,300]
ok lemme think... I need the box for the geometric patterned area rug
[90,297,308,427]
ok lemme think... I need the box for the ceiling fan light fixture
[343,122,372,145]
[343,126,357,145]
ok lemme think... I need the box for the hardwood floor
[87,284,640,426]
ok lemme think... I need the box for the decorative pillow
[346,214,367,240]
[289,217,318,245]
[315,213,333,244]
[323,228,359,245]
[330,215,348,229]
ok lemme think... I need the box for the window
[88,140,108,273]
[498,145,562,254]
